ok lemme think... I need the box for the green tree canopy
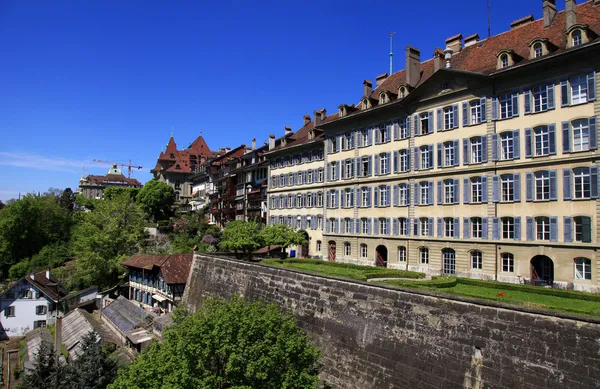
[259,224,306,254]
[136,180,175,221]
[218,220,263,259]
[66,332,118,389]
[109,297,320,389]
[104,187,140,202]
[18,342,65,389]
[59,188,76,212]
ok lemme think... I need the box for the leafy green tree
[104,187,140,202]
[30,243,72,270]
[59,188,76,212]
[18,342,65,389]
[65,332,118,389]
[136,180,175,221]
[219,220,263,259]
[8,260,30,279]
[0,200,5,210]
[259,224,306,257]
[109,296,320,389]
[71,193,146,289]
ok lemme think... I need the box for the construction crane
[92,159,144,178]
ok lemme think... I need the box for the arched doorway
[376,245,388,267]
[328,241,336,262]
[531,255,554,286]
[299,230,309,258]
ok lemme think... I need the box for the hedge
[363,270,425,280]
[376,277,458,289]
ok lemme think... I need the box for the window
[318,168,324,182]
[442,249,456,274]
[5,306,15,317]
[379,218,388,235]
[332,138,339,153]
[344,160,353,178]
[572,119,590,152]
[344,218,352,234]
[500,54,509,68]
[502,217,515,239]
[306,194,313,208]
[343,133,353,150]
[575,258,592,280]
[360,244,368,258]
[297,172,304,185]
[398,218,408,235]
[443,106,454,130]
[444,142,454,167]
[379,185,388,206]
[380,153,388,174]
[420,182,429,205]
[399,118,408,139]
[344,189,353,208]
[316,192,323,207]
[419,113,429,135]
[444,180,454,204]
[361,129,369,146]
[378,125,390,143]
[470,137,482,164]
[420,218,429,237]
[317,216,323,230]
[501,175,514,202]
[288,173,293,185]
[532,85,549,112]
[470,100,482,124]
[471,251,483,270]
[444,218,454,238]
[399,149,409,172]
[499,93,514,119]
[534,126,550,156]
[419,247,429,264]
[328,191,336,208]
[35,305,47,315]
[399,184,408,206]
[471,217,483,238]
[534,171,550,200]
[398,247,407,262]
[344,242,351,256]
[420,146,430,169]
[536,216,550,240]
[573,216,592,243]
[471,177,483,203]
[501,253,514,272]
[361,218,369,234]
[297,194,304,208]
[34,320,47,329]
[331,163,338,180]
[572,29,582,46]
[316,240,322,252]
[500,132,514,160]
[361,156,370,177]
[571,75,588,104]
[361,187,369,207]
[534,43,543,58]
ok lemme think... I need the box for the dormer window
[399,87,406,98]
[500,54,509,68]
[379,92,388,105]
[362,99,370,110]
[339,106,346,117]
[175,164,181,170]
[308,130,315,140]
[169,153,175,158]
[573,29,582,46]
[496,49,518,70]
[534,43,543,58]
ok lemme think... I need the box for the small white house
[0,269,68,337]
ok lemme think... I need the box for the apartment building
[267,0,600,292]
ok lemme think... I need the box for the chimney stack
[268,134,275,150]
[303,114,311,127]
[543,0,557,28]
[433,48,444,72]
[566,0,577,30]
[363,80,372,97]
[251,138,256,150]
[46,267,50,280]
[225,147,231,153]
[30,272,35,280]
[375,73,388,88]
[405,46,421,87]
[284,126,292,136]
[464,33,480,47]
[445,34,463,53]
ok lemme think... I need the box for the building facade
[267,0,600,292]
[78,164,142,199]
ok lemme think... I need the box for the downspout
[492,77,499,281]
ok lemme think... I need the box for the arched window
[572,29,582,46]
[399,87,406,98]
[471,250,483,269]
[419,247,429,264]
[360,244,368,258]
[344,242,351,256]
[501,253,514,272]
[534,43,543,58]
[574,258,592,280]
[500,54,509,68]
[316,240,322,252]
[398,246,407,262]
[442,248,456,274]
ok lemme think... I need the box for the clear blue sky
[0,0,556,201]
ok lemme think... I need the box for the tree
[70,193,145,289]
[108,296,320,389]
[104,187,140,202]
[18,342,65,389]
[136,180,175,221]
[65,332,118,389]
[0,200,4,210]
[259,224,306,257]
[59,188,76,212]
[218,221,263,259]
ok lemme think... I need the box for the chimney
[510,15,534,29]
[445,34,463,53]
[566,0,577,30]
[375,73,388,88]
[55,316,62,361]
[363,80,372,97]
[405,46,421,87]
[543,0,557,28]
[284,126,292,136]
[433,48,444,72]
[225,147,231,153]
[46,267,50,280]
[303,114,311,127]
[251,138,256,150]
[464,33,480,47]
[268,134,275,150]
[30,272,35,280]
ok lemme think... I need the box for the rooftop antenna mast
[389,32,396,76]
[487,0,491,38]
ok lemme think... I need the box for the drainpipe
[492,79,499,282]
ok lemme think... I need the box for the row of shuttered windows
[132,288,153,306]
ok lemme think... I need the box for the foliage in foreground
[259,224,306,255]
[109,296,321,389]
[219,220,263,258]
[136,179,175,221]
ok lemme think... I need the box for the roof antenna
[487,0,491,38]
[170,127,174,138]
[389,32,396,75]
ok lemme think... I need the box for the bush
[377,276,458,289]
[363,269,425,280]
[9,260,30,280]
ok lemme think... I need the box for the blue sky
[0,0,555,201]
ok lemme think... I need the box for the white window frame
[471,251,483,269]
[470,100,481,124]
[500,132,514,160]
[532,85,548,112]
[471,217,483,238]
[360,244,368,258]
[534,126,550,156]
[361,218,368,234]
[536,216,550,241]
[379,218,388,235]
[420,183,428,205]
[398,247,407,262]
[443,106,454,130]
[421,146,430,169]
[501,175,514,202]
[419,247,429,264]
[398,218,407,235]
[471,177,483,203]
[571,75,588,104]
[399,150,408,172]
[574,167,591,199]
[361,187,369,207]
[344,242,351,256]
[380,153,388,174]
[499,93,513,119]
[534,171,550,201]
[399,185,408,206]
[444,180,454,204]
[502,253,514,272]
[444,218,454,238]
[470,137,482,164]
[420,218,429,237]
[575,258,592,280]
[502,217,515,239]
[572,119,590,152]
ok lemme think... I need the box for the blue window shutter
[354,218,360,234]
[482,218,488,239]
[326,164,330,181]
[513,130,521,159]
[462,102,469,126]
[590,117,598,151]
[325,219,330,233]
[357,130,363,147]
[550,216,558,242]
[428,145,434,169]
[386,218,391,235]
[428,218,434,237]
[428,181,434,205]
[386,185,391,206]
[407,149,411,171]
[481,176,488,203]
[547,84,555,110]
[525,172,533,201]
[464,217,471,239]
[413,218,418,236]
[548,124,556,155]
[393,150,399,173]
[340,190,345,208]
[386,152,391,174]
[367,128,373,146]
[492,217,500,240]
[406,184,411,205]
[525,128,532,157]
[373,218,378,235]
[336,136,342,151]
[524,89,532,114]
[514,217,521,241]
[437,143,443,168]
[560,79,570,107]
[437,108,443,131]
[463,138,470,165]
[453,140,459,166]
[491,96,498,120]
[526,217,534,241]
[367,218,372,235]
[326,192,330,208]
[428,110,434,133]
[588,71,596,101]
[413,147,420,171]
[393,218,398,236]
[437,180,443,205]
[453,218,459,238]
[512,92,519,117]
[413,114,419,136]
[563,168,572,200]
[591,166,599,199]
[336,161,340,179]
[414,183,419,205]
[393,122,399,140]
[453,104,459,128]
[327,138,333,154]
[463,178,470,204]
[335,218,339,233]
[482,135,488,163]
[437,217,443,238]
[563,216,573,242]
[480,97,487,122]
[348,218,353,232]
[367,155,372,176]
[340,161,345,179]
[492,175,500,202]
[367,187,372,207]
[405,117,410,138]
[549,170,557,200]
[453,178,460,204]
[393,184,399,206]
[335,189,340,208]
[513,173,521,202]
[354,158,360,178]
[374,154,380,175]
[491,134,498,161]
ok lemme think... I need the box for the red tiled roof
[85,174,142,187]
[123,254,165,270]
[153,135,212,174]
[27,270,68,302]
[124,253,193,285]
